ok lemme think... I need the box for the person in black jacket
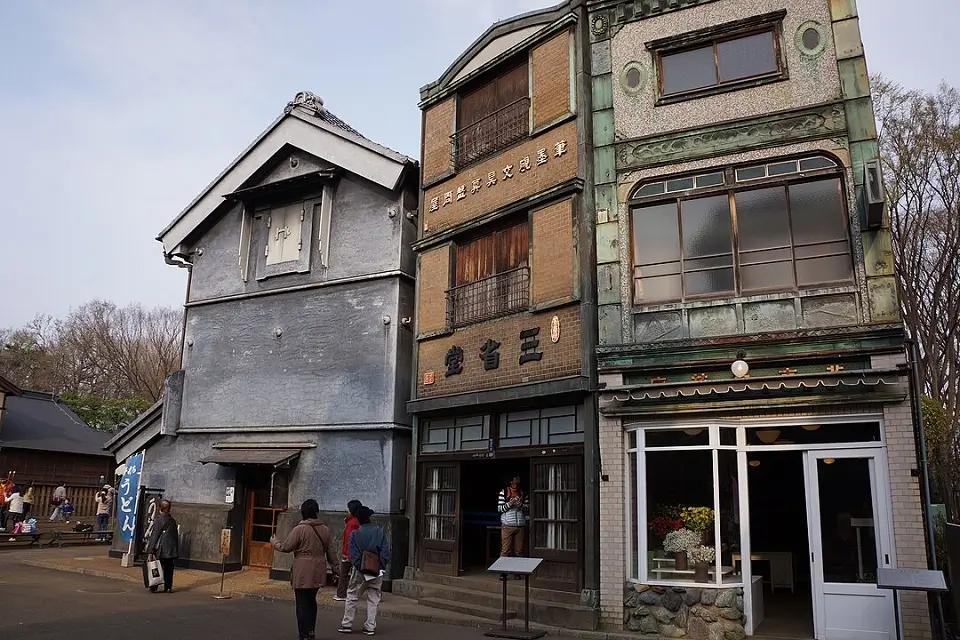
[338,506,390,636]
[146,499,179,593]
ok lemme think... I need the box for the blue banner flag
[117,451,144,543]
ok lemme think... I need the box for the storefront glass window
[632,426,742,587]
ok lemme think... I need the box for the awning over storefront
[600,368,906,415]
[199,448,302,468]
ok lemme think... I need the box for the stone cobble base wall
[623,583,745,639]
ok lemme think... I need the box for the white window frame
[626,413,887,590]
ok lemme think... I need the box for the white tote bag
[146,559,164,588]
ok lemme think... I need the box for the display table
[650,555,735,580]
[732,551,794,593]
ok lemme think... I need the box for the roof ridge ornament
[286,91,325,116]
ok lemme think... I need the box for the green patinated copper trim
[622,357,871,385]
[615,101,846,171]
[599,391,907,417]
[587,0,722,42]
[600,367,907,416]
[597,323,904,371]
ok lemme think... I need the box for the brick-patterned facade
[415,244,450,334]
[416,305,580,398]
[531,197,576,305]
[532,31,572,130]
[422,119,578,235]
[406,5,597,611]
[421,97,454,185]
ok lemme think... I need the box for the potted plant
[689,545,716,583]
[663,527,700,571]
[681,506,715,544]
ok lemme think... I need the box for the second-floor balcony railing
[447,266,530,328]
[452,98,530,170]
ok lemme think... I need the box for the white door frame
[804,448,896,640]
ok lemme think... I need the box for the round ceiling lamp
[683,428,704,436]
[756,429,780,444]
[749,460,761,467]
[824,458,836,465]
[731,359,750,378]
[801,424,821,431]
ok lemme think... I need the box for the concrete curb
[19,559,643,640]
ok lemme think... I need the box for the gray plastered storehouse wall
[109,92,419,586]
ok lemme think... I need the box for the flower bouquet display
[689,545,716,583]
[662,527,700,571]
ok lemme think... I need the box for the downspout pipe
[903,338,946,637]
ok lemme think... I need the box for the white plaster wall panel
[610,0,841,140]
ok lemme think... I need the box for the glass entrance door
[804,449,895,640]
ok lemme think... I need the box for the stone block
[661,590,683,611]
[801,293,858,328]
[832,18,864,60]
[715,589,737,608]
[867,276,900,323]
[597,262,621,305]
[689,305,738,338]
[700,590,717,605]
[743,299,797,334]
[684,588,702,606]
[635,310,684,342]
[661,623,686,638]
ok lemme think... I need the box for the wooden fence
[28,484,112,519]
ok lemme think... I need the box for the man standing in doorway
[498,474,529,559]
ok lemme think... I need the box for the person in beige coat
[271,499,339,640]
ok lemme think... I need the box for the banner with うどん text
[117,451,144,543]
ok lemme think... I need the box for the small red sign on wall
[423,371,436,385]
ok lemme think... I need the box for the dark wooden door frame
[417,461,461,577]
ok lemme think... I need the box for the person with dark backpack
[271,499,340,640]
[338,506,389,636]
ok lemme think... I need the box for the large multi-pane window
[630,155,854,304]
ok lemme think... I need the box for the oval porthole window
[620,61,646,95]
[796,21,827,56]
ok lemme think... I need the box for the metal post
[893,590,902,640]
[524,574,530,633]
[501,573,508,631]
[213,553,231,599]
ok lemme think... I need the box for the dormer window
[253,196,322,280]
[265,202,305,265]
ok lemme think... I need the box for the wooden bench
[45,530,114,548]
[0,532,45,547]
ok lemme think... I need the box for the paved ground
[0,548,490,640]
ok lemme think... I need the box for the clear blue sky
[0,0,957,327]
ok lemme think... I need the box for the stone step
[393,579,598,630]
[418,597,517,622]
[410,570,582,606]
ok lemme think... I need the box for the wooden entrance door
[529,456,582,592]
[244,486,283,569]
[419,463,460,576]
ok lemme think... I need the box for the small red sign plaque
[423,371,436,385]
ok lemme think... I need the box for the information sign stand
[877,568,947,640]
[482,557,546,640]
[213,526,232,600]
